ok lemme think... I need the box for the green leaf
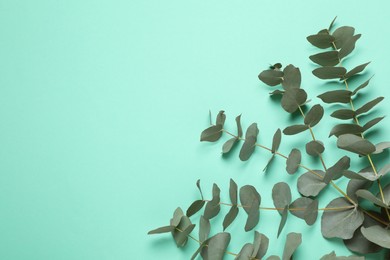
[199,216,210,243]
[309,51,339,66]
[330,109,355,120]
[373,142,390,154]
[282,64,301,89]
[148,225,175,234]
[272,182,292,215]
[356,189,389,208]
[321,197,363,239]
[229,178,238,205]
[329,124,364,137]
[286,148,301,174]
[342,170,368,181]
[363,116,385,132]
[186,200,205,217]
[339,34,361,59]
[357,166,378,181]
[305,140,325,156]
[200,232,231,260]
[239,123,259,161]
[283,124,309,135]
[277,206,289,238]
[222,138,238,154]
[174,216,196,247]
[323,156,351,184]
[222,206,238,231]
[297,170,326,197]
[328,16,337,31]
[332,26,355,49]
[304,104,324,127]
[272,128,282,153]
[282,232,302,260]
[361,225,390,249]
[352,76,374,95]
[343,62,370,79]
[258,69,284,86]
[347,179,373,203]
[318,90,352,104]
[235,244,254,260]
[303,199,319,225]
[252,232,269,259]
[289,197,314,220]
[204,184,221,220]
[281,88,307,113]
[355,97,384,115]
[320,251,364,260]
[200,125,223,142]
[312,66,346,80]
[240,185,261,231]
[337,134,376,155]
[216,110,226,126]
[236,115,243,138]
[171,207,185,227]
[307,33,335,49]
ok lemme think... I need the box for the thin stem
[221,129,356,205]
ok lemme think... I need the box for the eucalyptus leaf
[320,251,364,260]
[222,138,238,154]
[216,110,226,126]
[321,197,363,239]
[355,189,389,208]
[281,88,308,113]
[283,124,309,135]
[323,156,351,184]
[328,16,337,31]
[229,178,238,205]
[222,206,239,231]
[337,134,376,155]
[352,76,373,95]
[330,109,355,120]
[277,206,289,238]
[342,170,368,181]
[373,141,390,154]
[361,225,390,249]
[312,66,346,80]
[236,114,243,138]
[235,243,254,260]
[258,69,284,86]
[174,216,196,247]
[304,104,324,127]
[240,123,259,161]
[272,128,282,153]
[240,185,261,231]
[379,164,390,177]
[309,51,340,66]
[148,225,175,234]
[355,96,384,115]
[305,140,325,156]
[267,256,281,260]
[272,182,292,214]
[362,116,385,132]
[303,199,319,225]
[199,216,210,243]
[343,62,370,79]
[318,90,352,104]
[286,148,301,174]
[204,184,221,220]
[332,26,355,49]
[282,64,301,89]
[186,200,206,217]
[289,197,314,220]
[329,124,364,137]
[297,170,327,197]
[200,232,231,260]
[200,124,223,142]
[171,207,185,227]
[282,232,302,260]
[347,179,373,203]
[252,232,269,259]
[307,33,335,49]
[339,34,361,59]
[357,166,377,181]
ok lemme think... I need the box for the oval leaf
[337,134,376,155]
[304,104,324,127]
[282,232,302,260]
[258,69,284,86]
[330,109,355,120]
[282,64,301,89]
[283,124,309,135]
[272,182,292,215]
[200,125,223,142]
[329,124,364,137]
[297,170,326,197]
[312,66,346,80]
[307,33,335,49]
[281,88,308,113]
[361,225,390,249]
[309,51,339,66]
[318,90,352,104]
[305,140,325,156]
[286,148,301,174]
[339,34,361,59]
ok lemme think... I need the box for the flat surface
[0,0,389,259]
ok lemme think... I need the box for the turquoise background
[0,0,389,259]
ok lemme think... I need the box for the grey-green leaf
[186,200,206,217]
[222,138,238,154]
[337,134,376,155]
[200,232,231,260]
[352,76,373,95]
[222,206,238,231]
[332,26,355,49]
[339,34,361,59]
[304,104,324,127]
[282,64,301,89]
[199,216,210,243]
[252,232,269,259]
[318,90,352,104]
[356,189,389,208]
[297,171,326,197]
[272,128,282,153]
[236,114,243,138]
[148,225,175,235]
[307,33,335,49]
[216,110,226,126]
[277,206,289,238]
[282,232,302,260]
[289,197,314,220]
[283,124,309,135]
[245,123,259,139]
[355,97,384,115]
[174,218,196,247]
[272,182,292,215]
[330,109,355,120]
[258,69,284,86]
[286,148,301,174]
[313,66,346,80]
[343,62,370,79]
[347,179,373,203]
[281,88,308,113]
[309,51,340,66]
[361,225,390,249]
[204,184,221,220]
[323,156,351,184]
[240,185,261,231]
[267,256,281,260]
[329,124,364,137]
[304,199,319,225]
[321,197,363,239]
[320,251,364,260]
[240,136,256,161]
[235,243,254,260]
[229,178,238,205]
[363,116,385,132]
[200,124,223,142]
[306,140,325,156]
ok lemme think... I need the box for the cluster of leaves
[148,18,390,259]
